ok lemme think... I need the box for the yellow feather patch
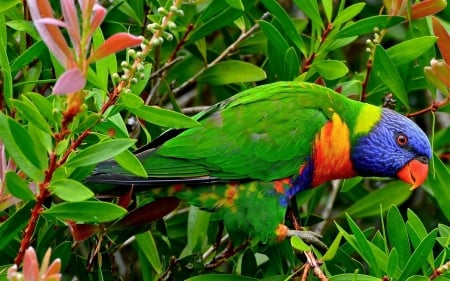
[311,113,356,187]
[353,105,382,135]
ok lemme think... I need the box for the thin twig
[313,180,341,234]
[171,12,270,96]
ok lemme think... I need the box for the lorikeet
[88,81,431,242]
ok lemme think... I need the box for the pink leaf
[89,33,143,62]
[23,247,39,281]
[53,69,86,94]
[26,0,73,67]
[61,0,81,56]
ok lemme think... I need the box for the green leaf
[43,201,127,223]
[25,92,56,125]
[386,36,437,65]
[336,16,404,38]
[189,5,243,43]
[10,99,52,133]
[346,214,381,276]
[387,205,410,268]
[344,181,411,218]
[260,0,306,55]
[130,63,152,96]
[259,20,291,80]
[329,274,380,281]
[312,60,349,80]
[290,236,312,252]
[372,45,409,106]
[387,248,400,279]
[114,149,148,178]
[426,154,450,221]
[10,40,46,73]
[0,201,34,250]
[292,0,323,29]
[49,179,94,202]
[225,0,244,10]
[322,0,333,23]
[65,139,136,168]
[186,206,211,254]
[135,232,163,274]
[0,0,20,12]
[284,47,300,81]
[119,92,145,108]
[186,274,258,281]
[333,3,366,26]
[0,113,44,181]
[397,229,437,281]
[198,60,266,85]
[0,36,13,109]
[5,171,35,201]
[127,105,201,129]
[406,209,428,247]
[322,232,343,261]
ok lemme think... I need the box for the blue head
[351,108,431,188]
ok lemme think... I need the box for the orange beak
[397,158,429,190]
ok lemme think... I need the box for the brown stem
[301,23,333,74]
[406,96,450,117]
[361,59,372,102]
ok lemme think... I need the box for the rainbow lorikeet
[88,81,431,242]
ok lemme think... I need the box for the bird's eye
[396,133,408,146]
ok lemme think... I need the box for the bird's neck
[310,113,356,187]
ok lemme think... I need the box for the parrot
[87,81,432,243]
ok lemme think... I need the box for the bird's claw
[286,229,328,250]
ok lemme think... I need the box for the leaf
[386,36,437,65]
[284,47,300,81]
[127,105,201,129]
[25,92,56,125]
[198,60,266,85]
[343,181,412,217]
[135,232,163,274]
[187,206,211,254]
[0,113,44,181]
[0,0,20,13]
[43,201,127,223]
[10,99,52,133]
[312,60,349,80]
[336,16,404,38]
[259,20,291,80]
[49,179,94,202]
[397,229,437,281]
[329,274,380,281]
[373,45,409,106]
[188,5,243,43]
[426,153,450,221]
[290,236,312,252]
[387,205,410,268]
[333,3,366,26]
[432,16,450,64]
[89,33,142,62]
[322,232,343,261]
[186,274,258,281]
[346,214,381,277]
[0,201,34,250]
[119,92,144,108]
[5,171,35,200]
[0,37,13,109]
[292,0,324,29]
[387,248,400,279]
[65,139,136,168]
[260,0,306,54]
[114,149,148,178]
[10,40,46,73]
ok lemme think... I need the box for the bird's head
[351,108,431,189]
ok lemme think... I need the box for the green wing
[144,82,339,181]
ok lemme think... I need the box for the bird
[87,81,432,244]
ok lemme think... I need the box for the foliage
[0,0,449,280]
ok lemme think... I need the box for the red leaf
[432,16,450,64]
[89,33,142,62]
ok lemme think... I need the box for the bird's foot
[286,229,328,250]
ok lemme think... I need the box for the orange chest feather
[310,113,356,187]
